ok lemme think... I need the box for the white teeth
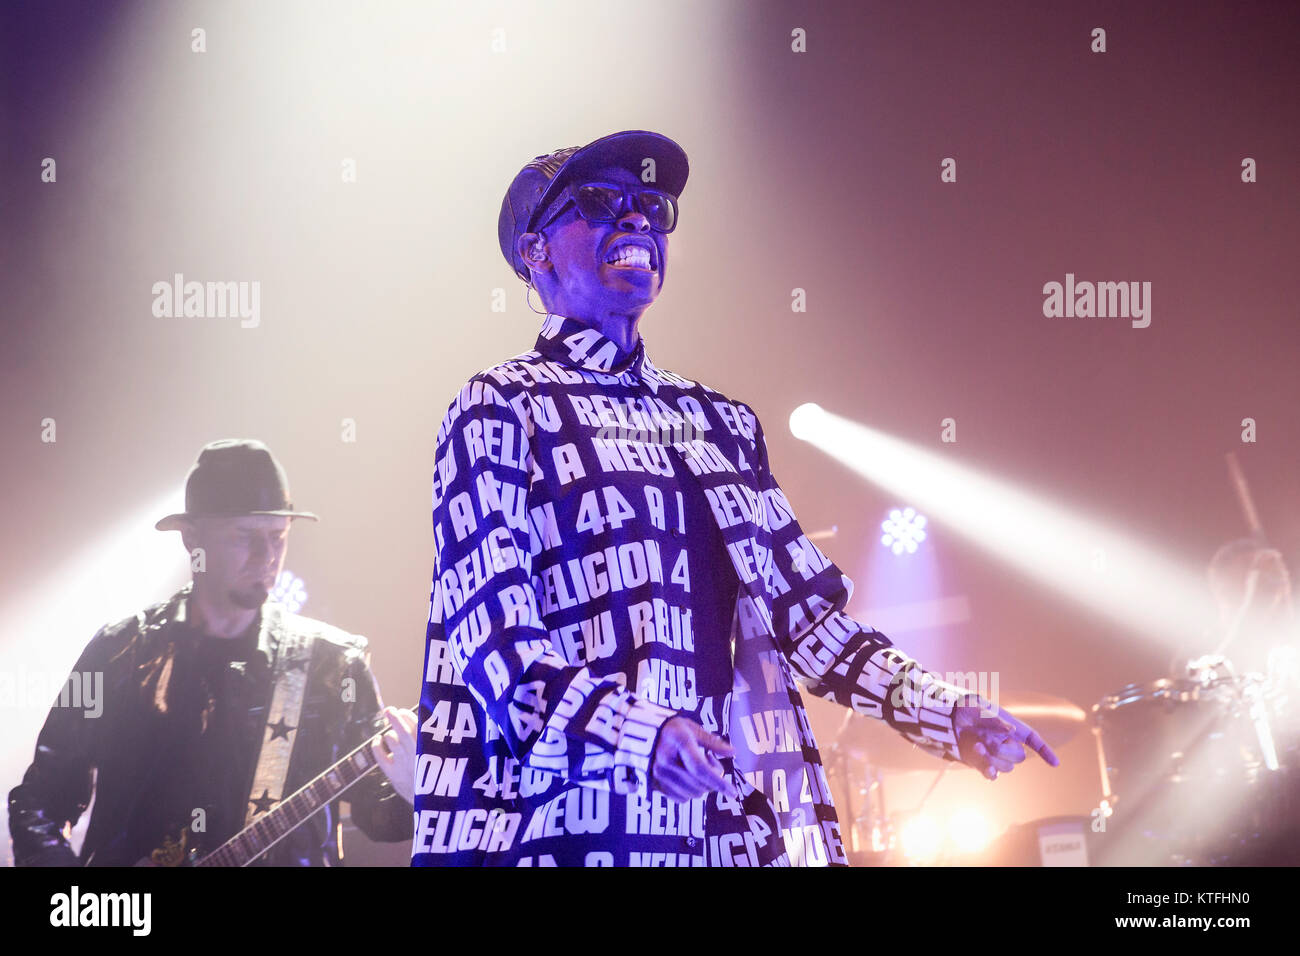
[606,245,653,267]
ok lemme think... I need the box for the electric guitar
[203,726,391,866]
[144,722,395,867]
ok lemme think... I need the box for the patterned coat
[412,313,969,866]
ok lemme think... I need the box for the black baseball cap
[498,130,689,283]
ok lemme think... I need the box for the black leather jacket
[8,586,412,866]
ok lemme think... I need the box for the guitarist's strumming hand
[370,706,418,804]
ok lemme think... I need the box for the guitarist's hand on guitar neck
[370,705,418,804]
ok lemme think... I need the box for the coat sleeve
[6,628,112,866]
[337,638,415,844]
[427,379,677,797]
[741,404,979,764]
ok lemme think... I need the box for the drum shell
[1091,677,1294,864]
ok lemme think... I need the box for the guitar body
[129,711,402,867]
[131,827,198,867]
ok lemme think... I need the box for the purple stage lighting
[881,507,928,556]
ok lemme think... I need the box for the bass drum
[1091,674,1299,865]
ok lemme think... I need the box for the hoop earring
[525,281,548,316]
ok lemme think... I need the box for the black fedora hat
[155,439,319,531]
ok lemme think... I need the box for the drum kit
[814,656,1298,866]
[1088,652,1299,865]
[815,454,1300,866]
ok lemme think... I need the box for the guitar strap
[243,606,314,826]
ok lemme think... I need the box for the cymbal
[803,690,1086,772]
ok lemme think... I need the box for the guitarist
[8,440,416,866]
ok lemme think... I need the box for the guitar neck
[197,729,384,867]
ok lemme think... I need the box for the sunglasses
[534,181,679,235]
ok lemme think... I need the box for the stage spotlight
[788,402,825,441]
[881,506,927,555]
[899,813,942,863]
[1268,644,1298,685]
[272,570,308,613]
[787,403,1211,645]
[948,807,993,854]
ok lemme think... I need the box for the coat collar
[534,313,680,393]
[534,312,648,375]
